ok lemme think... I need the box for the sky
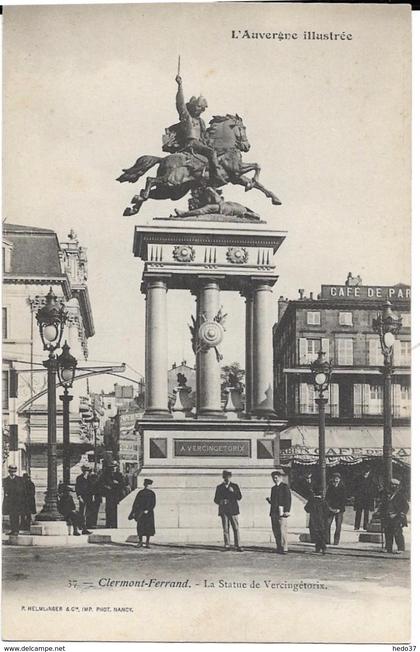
[2,2,411,393]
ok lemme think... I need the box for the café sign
[321,285,410,301]
[174,439,251,457]
[280,444,410,459]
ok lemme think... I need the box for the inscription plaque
[174,439,251,457]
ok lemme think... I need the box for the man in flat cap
[379,478,410,554]
[326,472,347,546]
[2,465,25,535]
[129,478,156,548]
[214,470,243,551]
[75,464,93,535]
[266,469,292,554]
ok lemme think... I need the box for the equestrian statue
[117,66,281,218]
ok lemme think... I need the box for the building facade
[2,224,95,498]
[273,278,410,490]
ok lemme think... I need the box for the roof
[3,222,63,277]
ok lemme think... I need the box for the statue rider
[174,75,223,184]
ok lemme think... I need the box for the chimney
[298,289,304,299]
[309,292,313,300]
[172,362,176,369]
[277,296,289,322]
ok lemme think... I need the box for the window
[337,338,353,365]
[307,311,321,325]
[2,307,7,340]
[299,383,317,414]
[400,313,410,328]
[367,384,383,415]
[368,337,382,366]
[339,311,353,326]
[400,385,411,418]
[399,341,410,366]
[2,370,9,410]
[306,338,321,363]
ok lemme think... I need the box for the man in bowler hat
[266,469,292,554]
[214,470,243,551]
[2,465,25,535]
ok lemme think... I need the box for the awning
[278,425,411,466]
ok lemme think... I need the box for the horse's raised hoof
[123,207,135,216]
[271,196,282,205]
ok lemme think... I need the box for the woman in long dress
[129,478,156,548]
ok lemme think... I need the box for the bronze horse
[117,114,281,215]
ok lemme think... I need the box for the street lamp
[310,350,333,497]
[92,413,100,473]
[57,341,77,486]
[372,301,402,491]
[35,287,67,521]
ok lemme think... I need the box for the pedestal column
[144,279,170,418]
[244,290,255,415]
[252,283,275,417]
[196,281,223,417]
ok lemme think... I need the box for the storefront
[276,425,410,501]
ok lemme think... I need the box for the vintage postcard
[2,1,411,644]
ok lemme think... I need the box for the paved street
[2,541,410,642]
[3,540,409,598]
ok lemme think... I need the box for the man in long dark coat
[354,469,376,531]
[2,465,25,535]
[21,473,36,531]
[379,479,410,554]
[214,470,243,551]
[128,478,156,548]
[266,469,292,554]
[304,486,330,554]
[102,461,125,528]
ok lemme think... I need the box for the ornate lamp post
[57,341,77,486]
[310,350,333,497]
[35,288,67,521]
[373,301,402,491]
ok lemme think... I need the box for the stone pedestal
[130,218,287,540]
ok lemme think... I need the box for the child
[304,486,330,554]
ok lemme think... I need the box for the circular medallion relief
[226,247,248,264]
[173,245,195,262]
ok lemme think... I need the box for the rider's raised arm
[175,76,189,120]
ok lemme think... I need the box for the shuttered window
[307,311,320,325]
[368,337,382,366]
[337,338,353,365]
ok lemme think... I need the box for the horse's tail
[116,155,162,183]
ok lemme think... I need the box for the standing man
[326,472,347,546]
[214,470,243,552]
[102,461,125,528]
[354,469,376,531]
[75,465,92,535]
[21,473,36,531]
[266,469,292,554]
[2,465,25,535]
[379,478,409,554]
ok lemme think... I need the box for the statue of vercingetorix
[117,66,282,217]
[163,76,223,184]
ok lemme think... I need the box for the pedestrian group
[2,464,409,555]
